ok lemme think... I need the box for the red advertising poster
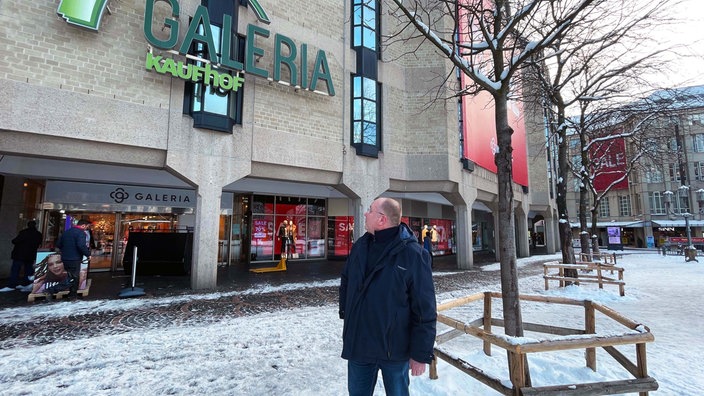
[333,216,354,256]
[251,216,273,259]
[592,136,628,192]
[430,219,454,254]
[457,0,529,186]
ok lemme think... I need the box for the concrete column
[0,176,24,276]
[190,182,222,290]
[455,204,473,269]
[352,197,364,242]
[544,211,557,254]
[490,203,501,261]
[516,210,530,258]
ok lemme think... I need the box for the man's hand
[409,358,426,376]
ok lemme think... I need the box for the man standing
[1,220,43,292]
[56,219,91,298]
[339,198,436,395]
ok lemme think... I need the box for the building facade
[567,86,704,250]
[0,0,557,289]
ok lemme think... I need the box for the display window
[405,216,454,256]
[250,195,328,262]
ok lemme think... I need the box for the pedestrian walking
[56,219,91,298]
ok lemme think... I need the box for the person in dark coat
[423,230,434,268]
[339,198,436,395]
[56,219,91,297]
[1,220,43,292]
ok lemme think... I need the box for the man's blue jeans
[8,259,34,287]
[347,360,409,396]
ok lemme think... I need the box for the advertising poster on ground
[31,253,89,295]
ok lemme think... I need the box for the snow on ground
[0,252,701,395]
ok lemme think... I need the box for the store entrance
[44,211,179,273]
[219,194,250,265]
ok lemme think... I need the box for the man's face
[47,255,64,276]
[364,200,387,234]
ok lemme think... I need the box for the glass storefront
[249,195,327,262]
[43,211,180,272]
[405,216,455,256]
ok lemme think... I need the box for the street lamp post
[664,187,698,262]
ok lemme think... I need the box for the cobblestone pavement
[0,258,547,350]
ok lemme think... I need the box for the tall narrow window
[649,192,665,215]
[598,199,610,218]
[696,161,704,180]
[352,0,377,50]
[693,134,704,152]
[675,190,690,214]
[619,195,631,217]
[668,163,681,182]
[183,1,244,133]
[351,0,381,157]
[352,75,380,155]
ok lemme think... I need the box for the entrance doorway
[44,211,179,273]
[219,194,250,265]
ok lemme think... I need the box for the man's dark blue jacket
[339,223,436,364]
[56,227,90,261]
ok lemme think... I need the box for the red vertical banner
[458,0,528,186]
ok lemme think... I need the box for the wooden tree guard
[543,261,625,296]
[430,292,657,396]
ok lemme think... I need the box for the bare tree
[530,0,677,265]
[571,97,670,254]
[385,0,604,336]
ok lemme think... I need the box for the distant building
[567,85,704,250]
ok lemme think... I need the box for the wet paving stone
[0,260,546,349]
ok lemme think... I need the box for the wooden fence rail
[543,261,625,296]
[429,292,657,396]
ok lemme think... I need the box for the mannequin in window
[278,220,288,257]
[421,225,430,242]
[287,220,297,254]
[431,225,439,251]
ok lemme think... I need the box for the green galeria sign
[57,0,109,31]
[143,0,335,96]
[247,0,271,24]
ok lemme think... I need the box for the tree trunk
[579,187,591,262]
[495,96,531,387]
[556,120,575,270]
[495,98,522,338]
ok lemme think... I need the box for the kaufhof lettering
[134,193,191,203]
[143,0,335,96]
[145,53,245,92]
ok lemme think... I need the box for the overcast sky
[648,0,704,88]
